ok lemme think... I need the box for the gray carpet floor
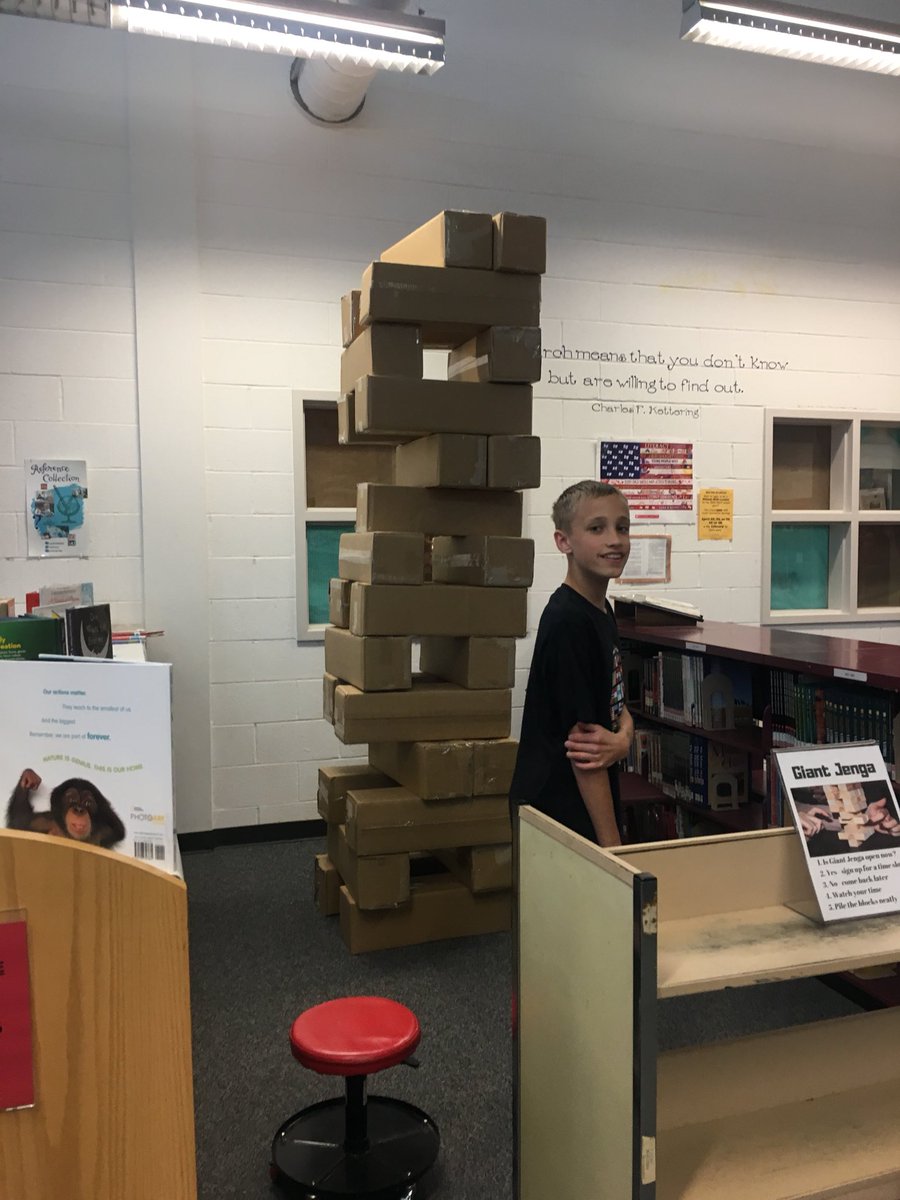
[183,837,863,1200]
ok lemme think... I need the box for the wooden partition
[518,815,900,1200]
[517,807,657,1200]
[0,829,196,1200]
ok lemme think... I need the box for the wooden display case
[517,808,900,1200]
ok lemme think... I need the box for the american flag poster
[597,440,694,523]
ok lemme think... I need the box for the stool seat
[290,996,420,1077]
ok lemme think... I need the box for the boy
[510,481,634,846]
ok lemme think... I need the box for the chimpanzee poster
[0,660,176,874]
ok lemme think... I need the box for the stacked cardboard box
[318,209,545,954]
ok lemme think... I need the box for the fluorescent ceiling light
[0,0,445,71]
[109,0,445,70]
[681,0,900,75]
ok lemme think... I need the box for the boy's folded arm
[573,763,621,847]
[566,706,634,770]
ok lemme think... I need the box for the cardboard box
[339,876,512,954]
[434,844,512,893]
[472,737,519,795]
[487,435,542,490]
[314,854,341,916]
[349,583,527,638]
[419,636,516,689]
[430,536,534,588]
[334,679,511,744]
[357,483,523,538]
[338,531,425,585]
[380,210,493,270]
[338,392,405,447]
[394,435,487,489]
[317,764,394,823]
[359,261,541,349]
[447,326,542,384]
[368,740,475,800]
[323,671,339,722]
[355,376,533,440]
[336,825,410,910]
[345,787,511,855]
[324,626,412,692]
[341,290,361,348]
[492,212,547,275]
[328,578,352,628]
[340,324,422,395]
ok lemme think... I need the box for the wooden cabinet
[517,809,900,1200]
[616,618,900,843]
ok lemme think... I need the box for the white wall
[2,1,900,832]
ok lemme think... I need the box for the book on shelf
[767,667,899,773]
[613,592,703,626]
[64,604,113,659]
[0,615,66,661]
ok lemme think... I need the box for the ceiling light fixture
[681,0,900,75]
[109,0,444,70]
[0,0,445,73]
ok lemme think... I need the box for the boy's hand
[565,722,631,770]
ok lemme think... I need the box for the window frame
[763,409,900,625]
[292,392,355,643]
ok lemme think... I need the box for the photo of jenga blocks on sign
[316,209,545,953]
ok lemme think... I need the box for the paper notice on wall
[597,441,693,524]
[698,488,734,540]
[774,742,900,923]
[617,535,671,584]
[25,459,88,558]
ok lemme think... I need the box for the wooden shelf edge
[656,1009,900,1200]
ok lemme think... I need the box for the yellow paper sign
[698,488,733,540]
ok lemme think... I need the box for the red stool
[270,997,440,1199]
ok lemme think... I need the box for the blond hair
[551,481,627,532]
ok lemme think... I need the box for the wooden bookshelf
[517,809,900,1200]
[618,617,900,693]
[617,617,900,835]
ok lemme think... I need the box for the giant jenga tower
[314,209,545,953]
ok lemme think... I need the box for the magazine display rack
[517,808,900,1200]
[0,829,196,1200]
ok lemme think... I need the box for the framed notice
[773,742,900,923]
[617,534,671,584]
[597,440,693,524]
[0,910,35,1111]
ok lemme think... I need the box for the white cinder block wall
[2,2,900,833]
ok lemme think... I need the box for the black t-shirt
[510,584,624,844]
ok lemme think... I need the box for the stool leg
[344,1074,369,1155]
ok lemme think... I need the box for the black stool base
[271,1094,440,1200]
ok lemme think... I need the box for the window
[292,394,394,641]
[763,411,900,624]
